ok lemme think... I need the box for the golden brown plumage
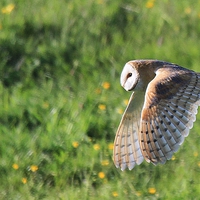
[113,60,200,170]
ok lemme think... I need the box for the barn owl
[113,60,200,170]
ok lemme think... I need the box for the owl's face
[120,63,139,91]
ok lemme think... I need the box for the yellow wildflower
[12,163,19,170]
[72,141,79,148]
[1,4,15,14]
[98,104,106,111]
[146,0,154,9]
[185,7,191,14]
[30,165,38,172]
[93,144,100,150]
[108,143,114,150]
[43,102,49,109]
[102,82,110,89]
[98,172,105,179]
[123,99,129,106]
[194,152,198,157]
[171,155,176,161]
[97,0,104,4]
[148,187,156,194]
[136,191,142,196]
[101,159,109,166]
[117,108,123,114]
[197,161,200,167]
[22,178,27,184]
[112,191,119,197]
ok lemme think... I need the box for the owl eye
[127,73,132,78]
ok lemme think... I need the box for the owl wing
[140,66,200,165]
[113,91,145,170]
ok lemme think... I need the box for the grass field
[1,0,200,199]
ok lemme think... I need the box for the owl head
[120,62,139,91]
[120,60,163,92]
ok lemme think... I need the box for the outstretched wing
[140,66,200,165]
[113,91,145,170]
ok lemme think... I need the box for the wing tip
[113,157,144,171]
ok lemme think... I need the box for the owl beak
[120,79,129,91]
[121,81,126,89]
[120,80,125,89]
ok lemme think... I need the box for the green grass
[1,0,200,199]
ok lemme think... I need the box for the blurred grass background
[1,0,200,199]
